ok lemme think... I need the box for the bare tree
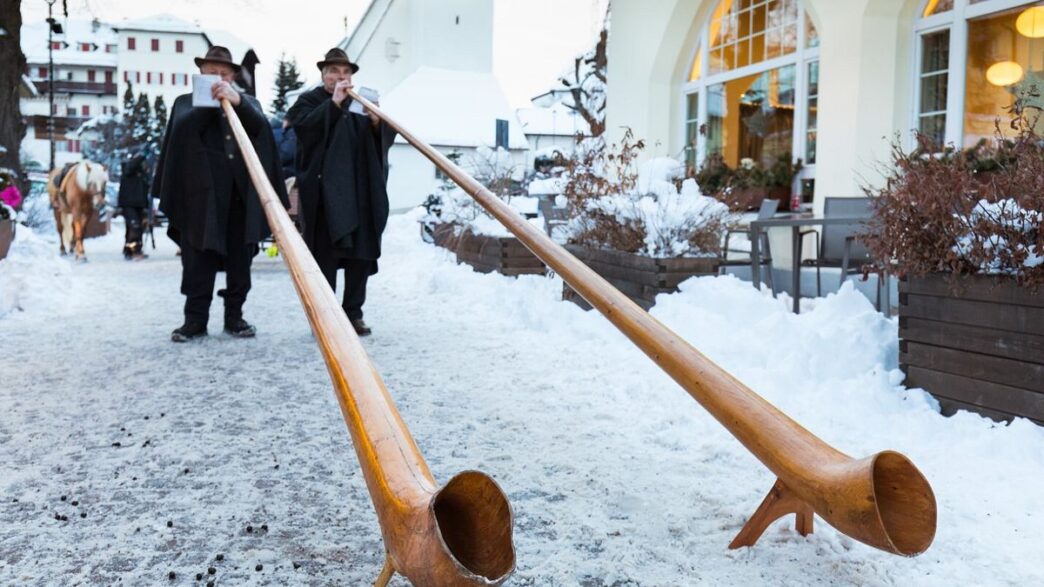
[558,26,607,138]
[0,0,27,175]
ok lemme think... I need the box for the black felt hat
[194,45,241,72]
[316,48,359,73]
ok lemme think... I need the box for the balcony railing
[33,80,118,96]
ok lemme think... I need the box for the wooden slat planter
[562,244,720,310]
[430,222,458,251]
[899,274,1044,425]
[454,229,546,277]
[0,219,14,261]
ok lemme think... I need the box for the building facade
[605,0,1043,210]
[21,19,119,167]
[21,14,255,169]
[330,0,530,211]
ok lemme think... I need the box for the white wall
[115,30,210,107]
[605,0,923,207]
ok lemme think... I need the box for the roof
[205,29,256,64]
[113,14,205,35]
[381,67,530,150]
[340,0,394,60]
[21,20,119,67]
[516,102,591,137]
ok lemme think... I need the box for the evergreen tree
[152,95,168,147]
[123,83,135,115]
[131,92,153,145]
[270,53,304,115]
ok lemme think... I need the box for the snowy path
[1,213,1043,586]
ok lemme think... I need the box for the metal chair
[538,197,569,238]
[720,198,779,293]
[799,196,884,308]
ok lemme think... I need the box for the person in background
[152,46,288,342]
[286,48,395,336]
[271,116,297,180]
[117,148,151,260]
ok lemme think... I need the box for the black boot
[224,317,256,338]
[350,318,372,337]
[171,322,207,343]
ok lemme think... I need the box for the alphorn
[348,89,937,556]
[219,100,515,585]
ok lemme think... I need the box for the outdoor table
[749,214,869,313]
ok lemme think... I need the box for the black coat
[152,93,288,255]
[286,86,395,267]
[272,124,297,179]
[117,153,150,209]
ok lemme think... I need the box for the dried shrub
[561,129,729,257]
[862,90,1044,290]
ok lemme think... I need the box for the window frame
[681,0,820,182]
[911,0,1042,149]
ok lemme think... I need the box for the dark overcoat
[117,153,150,209]
[286,86,396,270]
[152,93,288,255]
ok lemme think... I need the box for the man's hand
[332,80,354,107]
[367,108,380,128]
[212,81,241,106]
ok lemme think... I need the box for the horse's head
[79,161,108,209]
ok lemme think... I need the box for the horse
[47,160,108,261]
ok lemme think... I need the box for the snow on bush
[562,131,731,258]
[863,97,1044,288]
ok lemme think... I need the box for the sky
[21,0,609,109]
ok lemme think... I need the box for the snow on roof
[381,67,530,150]
[114,14,204,35]
[516,102,591,137]
[205,29,255,63]
[21,20,119,67]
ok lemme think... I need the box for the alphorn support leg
[374,555,396,587]
[729,478,814,549]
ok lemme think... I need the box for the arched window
[914,0,1044,151]
[683,0,819,195]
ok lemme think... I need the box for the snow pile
[954,199,1044,271]
[0,209,1042,584]
[0,224,74,319]
[528,177,566,196]
[569,157,732,258]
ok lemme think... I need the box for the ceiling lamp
[986,61,1024,86]
[1016,6,1044,38]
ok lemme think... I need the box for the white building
[111,14,212,110]
[20,18,119,167]
[21,14,257,170]
[329,0,531,211]
[515,99,592,167]
[605,0,1044,209]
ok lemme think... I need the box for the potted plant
[695,153,801,211]
[559,130,730,310]
[432,147,547,277]
[862,95,1043,424]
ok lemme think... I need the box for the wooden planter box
[899,274,1044,425]
[84,209,110,239]
[431,222,459,251]
[455,229,546,277]
[0,219,14,261]
[728,186,791,211]
[562,244,720,310]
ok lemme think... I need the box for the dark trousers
[122,207,145,256]
[180,201,252,326]
[316,257,370,320]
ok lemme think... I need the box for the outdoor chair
[798,196,884,308]
[538,197,569,239]
[719,198,779,293]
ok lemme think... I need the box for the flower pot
[900,274,1044,425]
[0,219,14,261]
[562,244,719,310]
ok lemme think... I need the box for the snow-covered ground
[1,213,1042,586]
